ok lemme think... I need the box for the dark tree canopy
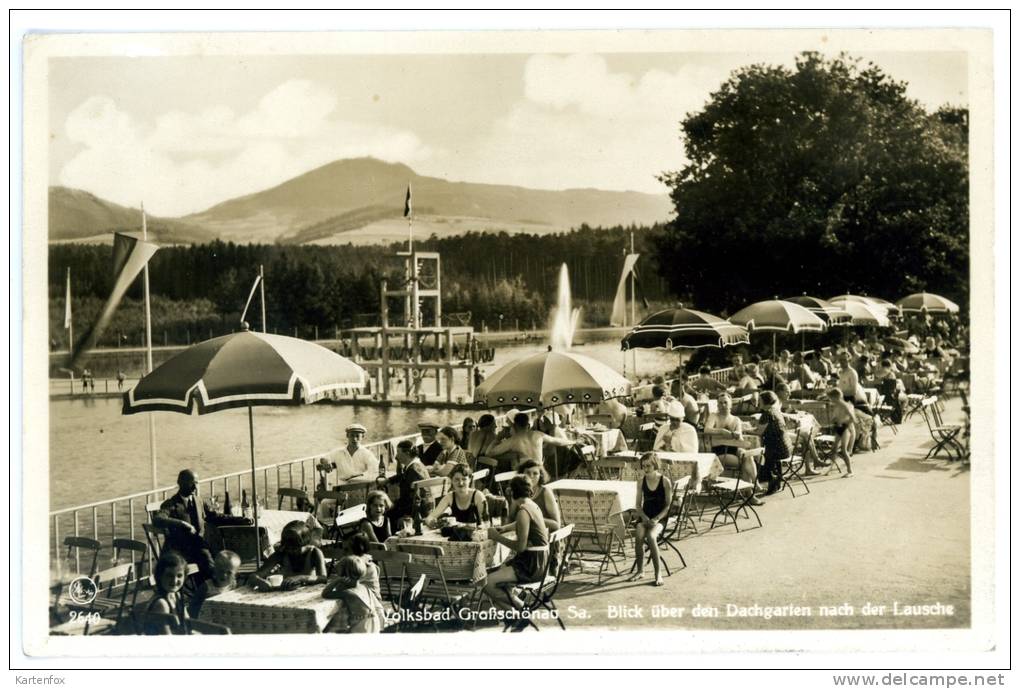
[653,52,969,315]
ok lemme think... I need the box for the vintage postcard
[16,21,1003,665]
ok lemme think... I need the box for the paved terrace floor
[544,398,971,632]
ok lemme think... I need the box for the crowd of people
[134,322,963,635]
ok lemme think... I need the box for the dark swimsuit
[449,490,482,524]
[360,517,392,542]
[641,475,668,522]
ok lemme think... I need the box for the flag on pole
[609,253,640,326]
[70,232,159,369]
[403,184,412,218]
[63,268,72,329]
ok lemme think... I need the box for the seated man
[643,384,674,416]
[652,403,699,453]
[331,423,379,480]
[704,393,763,505]
[689,365,728,395]
[154,469,249,580]
[790,351,820,390]
[415,421,443,466]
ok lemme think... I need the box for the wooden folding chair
[921,396,965,460]
[60,536,102,580]
[333,503,369,542]
[277,487,311,511]
[552,488,623,586]
[372,550,412,611]
[471,468,490,490]
[217,525,270,575]
[393,543,477,627]
[141,524,167,560]
[412,477,450,502]
[50,561,137,636]
[505,524,575,632]
[778,427,810,498]
[705,472,763,534]
[474,457,499,492]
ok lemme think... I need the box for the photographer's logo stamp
[67,576,97,605]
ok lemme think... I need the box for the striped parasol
[783,295,852,326]
[621,306,749,351]
[896,291,960,314]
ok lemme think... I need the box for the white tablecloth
[610,450,723,485]
[575,427,628,457]
[256,510,323,546]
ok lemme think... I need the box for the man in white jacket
[653,402,699,453]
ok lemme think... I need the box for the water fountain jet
[549,263,581,350]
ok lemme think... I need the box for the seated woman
[322,556,387,634]
[482,476,550,617]
[251,520,327,591]
[825,388,857,476]
[145,550,190,635]
[515,459,562,530]
[704,393,763,505]
[459,417,476,450]
[429,426,469,477]
[628,452,673,587]
[424,463,488,526]
[358,490,393,544]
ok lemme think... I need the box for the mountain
[51,158,674,245]
[182,158,673,244]
[48,187,213,244]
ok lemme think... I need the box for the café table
[573,426,628,457]
[386,528,508,583]
[199,583,337,634]
[609,450,723,487]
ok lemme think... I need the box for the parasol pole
[629,230,637,377]
[249,403,262,567]
[142,203,158,490]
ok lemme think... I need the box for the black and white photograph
[12,12,1008,677]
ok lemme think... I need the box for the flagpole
[142,203,158,490]
[630,230,636,376]
[65,267,73,353]
[259,264,267,333]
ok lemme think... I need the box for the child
[144,550,189,635]
[251,521,327,591]
[628,452,673,587]
[826,388,857,476]
[188,550,240,619]
[358,490,393,543]
[322,556,387,633]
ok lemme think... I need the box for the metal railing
[48,432,420,580]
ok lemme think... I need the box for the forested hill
[49,158,673,245]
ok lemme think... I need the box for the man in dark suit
[416,421,443,466]
[382,439,434,531]
[154,469,248,579]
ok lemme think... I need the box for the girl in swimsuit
[424,464,487,526]
[358,490,393,543]
[144,550,189,635]
[629,452,674,587]
[251,520,327,591]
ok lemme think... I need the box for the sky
[48,50,968,217]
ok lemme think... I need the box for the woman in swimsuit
[826,388,857,476]
[358,490,393,543]
[424,464,487,526]
[483,475,550,613]
[515,459,562,530]
[628,452,674,587]
[251,520,327,591]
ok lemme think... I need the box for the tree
[653,52,969,314]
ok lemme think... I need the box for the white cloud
[59,80,433,216]
[429,53,765,195]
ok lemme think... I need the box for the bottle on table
[223,491,233,517]
[412,491,423,536]
[378,454,387,480]
[241,489,251,520]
